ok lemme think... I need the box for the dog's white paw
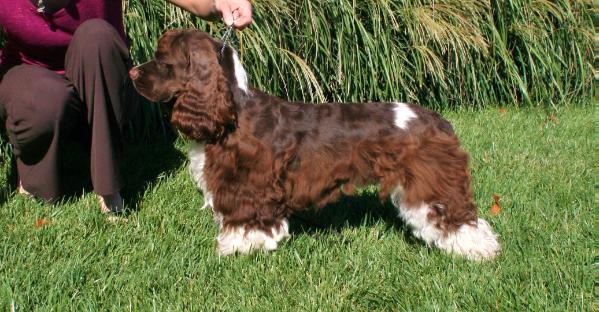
[435,218,500,261]
[217,220,290,256]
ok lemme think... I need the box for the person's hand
[214,0,253,29]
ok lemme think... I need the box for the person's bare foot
[98,192,123,213]
[17,181,32,197]
[98,193,127,223]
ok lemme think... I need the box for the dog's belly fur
[229,98,454,210]
[190,100,414,210]
[205,99,425,211]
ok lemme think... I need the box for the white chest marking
[189,142,214,210]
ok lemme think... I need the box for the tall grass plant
[124,0,593,107]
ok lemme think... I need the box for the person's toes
[98,192,124,214]
[17,181,32,198]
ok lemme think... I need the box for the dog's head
[130,29,249,142]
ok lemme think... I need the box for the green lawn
[0,104,593,311]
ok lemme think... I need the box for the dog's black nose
[129,67,141,80]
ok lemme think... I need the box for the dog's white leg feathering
[391,188,500,261]
[392,102,417,130]
[217,219,290,256]
[189,142,213,210]
[433,218,500,261]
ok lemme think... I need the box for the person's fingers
[220,3,234,26]
[215,0,253,29]
[232,4,252,29]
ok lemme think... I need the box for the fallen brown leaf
[490,194,501,215]
[499,107,507,113]
[35,218,50,228]
[490,203,501,215]
[548,114,560,124]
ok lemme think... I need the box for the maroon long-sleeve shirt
[0,0,126,74]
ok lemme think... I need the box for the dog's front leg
[216,217,290,256]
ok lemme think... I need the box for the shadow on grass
[119,139,185,211]
[289,191,419,245]
[0,148,17,205]
[56,132,185,211]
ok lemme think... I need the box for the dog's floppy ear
[219,45,250,97]
[170,32,237,142]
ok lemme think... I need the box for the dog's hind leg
[389,133,500,261]
[391,190,499,261]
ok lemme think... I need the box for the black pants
[0,19,134,200]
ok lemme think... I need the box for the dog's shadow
[288,191,418,244]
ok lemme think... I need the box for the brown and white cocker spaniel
[129,29,500,260]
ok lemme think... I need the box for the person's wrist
[211,0,220,16]
[192,0,220,22]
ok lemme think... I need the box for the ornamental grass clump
[124,0,593,110]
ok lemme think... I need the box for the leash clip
[220,25,234,56]
[220,16,239,57]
